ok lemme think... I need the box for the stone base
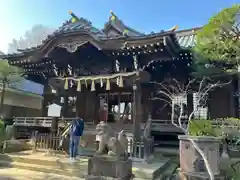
[182,172,225,180]
[87,155,133,180]
[86,175,134,180]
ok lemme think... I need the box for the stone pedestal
[179,135,221,178]
[86,155,133,180]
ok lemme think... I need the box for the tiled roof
[1,29,200,96]
[176,34,196,48]
[1,52,42,96]
[10,79,43,96]
[53,18,107,38]
[175,27,201,48]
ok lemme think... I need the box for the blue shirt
[70,119,84,137]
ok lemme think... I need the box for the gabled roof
[103,11,144,37]
[16,11,143,54]
[0,11,201,60]
[52,17,107,38]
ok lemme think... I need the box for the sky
[0,0,239,53]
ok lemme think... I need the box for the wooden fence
[127,136,154,163]
[31,132,68,154]
[31,131,154,163]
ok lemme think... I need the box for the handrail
[14,117,240,130]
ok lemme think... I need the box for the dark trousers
[69,135,80,158]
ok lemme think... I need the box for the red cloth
[99,109,108,122]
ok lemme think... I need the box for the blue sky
[0,0,239,53]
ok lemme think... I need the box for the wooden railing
[15,117,240,135]
[127,136,154,163]
[151,119,240,131]
[31,131,154,163]
[31,132,68,154]
[14,117,80,127]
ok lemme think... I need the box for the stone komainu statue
[96,121,128,157]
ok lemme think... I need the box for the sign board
[47,103,62,117]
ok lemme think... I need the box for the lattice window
[172,94,188,120]
[193,93,208,120]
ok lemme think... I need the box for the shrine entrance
[98,92,133,124]
[47,71,150,133]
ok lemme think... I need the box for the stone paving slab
[2,151,172,179]
[0,168,84,180]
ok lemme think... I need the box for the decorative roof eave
[1,27,201,62]
[0,53,27,60]
[18,30,103,53]
[103,11,143,37]
[3,30,178,61]
[163,35,181,56]
[116,31,181,57]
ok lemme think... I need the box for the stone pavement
[0,168,84,180]
[0,150,178,179]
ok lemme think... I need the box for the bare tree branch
[152,77,231,180]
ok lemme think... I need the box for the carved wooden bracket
[57,41,87,53]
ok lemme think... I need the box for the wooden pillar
[42,83,49,116]
[132,82,142,141]
[187,93,193,119]
[95,95,100,124]
[63,91,68,117]
[76,92,85,119]
[85,91,97,122]
[117,93,121,122]
[233,75,239,118]
[51,117,58,134]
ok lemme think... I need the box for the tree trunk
[0,81,6,115]
[238,66,240,118]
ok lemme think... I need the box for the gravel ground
[0,168,83,180]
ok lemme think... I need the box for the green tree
[0,60,23,114]
[194,4,240,75]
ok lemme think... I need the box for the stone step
[0,160,87,178]
[0,168,84,180]
[0,152,172,180]
[157,159,179,180]
[0,153,89,169]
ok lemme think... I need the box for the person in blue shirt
[69,117,84,161]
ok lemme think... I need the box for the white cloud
[0,34,11,54]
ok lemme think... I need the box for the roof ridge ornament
[110,10,117,21]
[168,25,179,32]
[69,10,80,23]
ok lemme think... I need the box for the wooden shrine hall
[1,11,236,139]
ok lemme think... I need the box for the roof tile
[10,79,43,95]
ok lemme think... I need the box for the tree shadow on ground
[0,176,17,180]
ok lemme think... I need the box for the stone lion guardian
[95,121,128,157]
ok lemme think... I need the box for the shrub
[188,119,219,137]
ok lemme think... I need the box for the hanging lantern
[91,80,95,91]
[119,76,123,87]
[77,80,81,92]
[64,78,69,90]
[106,78,110,90]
